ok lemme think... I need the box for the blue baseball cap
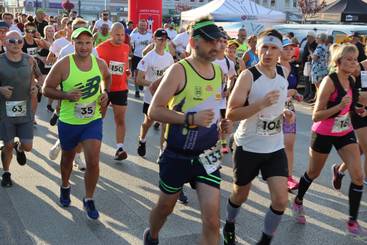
[282,38,296,47]
[0,21,9,30]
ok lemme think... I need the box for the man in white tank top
[222,29,295,245]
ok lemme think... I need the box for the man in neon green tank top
[93,23,110,46]
[43,28,111,220]
[143,18,232,245]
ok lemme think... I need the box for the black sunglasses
[7,38,23,44]
[103,13,109,16]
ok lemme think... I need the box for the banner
[128,0,162,33]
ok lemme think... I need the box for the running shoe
[75,154,86,171]
[347,220,367,239]
[153,122,160,130]
[49,112,59,126]
[287,176,299,190]
[114,147,128,161]
[1,172,12,187]
[14,141,26,166]
[331,164,344,190]
[137,140,146,157]
[221,144,230,154]
[143,228,159,245]
[223,222,236,245]
[49,140,61,160]
[178,190,188,204]
[46,104,54,113]
[59,186,71,207]
[291,199,306,224]
[83,198,99,220]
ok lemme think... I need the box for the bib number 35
[74,102,96,119]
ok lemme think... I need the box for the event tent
[318,0,367,23]
[180,0,286,24]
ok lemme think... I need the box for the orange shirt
[96,40,130,91]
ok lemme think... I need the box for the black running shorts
[108,90,128,106]
[310,131,357,154]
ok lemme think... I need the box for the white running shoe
[49,140,61,160]
[75,153,86,171]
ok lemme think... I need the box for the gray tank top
[0,53,33,123]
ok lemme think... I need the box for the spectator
[235,28,248,59]
[170,25,189,59]
[69,10,77,20]
[291,37,300,62]
[165,22,177,40]
[349,32,366,62]
[242,35,258,68]
[302,31,317,102]
[93,10,112,33]
[2,12,21,34]
[35,9,48,37]
[0,21,9,54]
[126,21,134,35]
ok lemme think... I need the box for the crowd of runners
[1,8,367,245]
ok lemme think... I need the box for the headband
[256,35,282,50]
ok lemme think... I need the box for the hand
[359,91,367,105]
[261,90,280,108]
[30,85,38,97]
[99,92,109,108]
[125,69,131,79]
[287,89,297,97]
[0,86,14,99]
[283,109,295,124]
[194,109,215,127]
[219,119,232,134]
[149,79,161,95]
[65,89,82,102]
[338,95,351,110]
[294,93,303,102]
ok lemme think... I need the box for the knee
[231,189,248,205]
[203,215,220,233]
[155,202,175,217]
[114,116,125,126]
[271,196,288,211]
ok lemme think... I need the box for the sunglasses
[103,13,109,16]
[7,38,23,44]
[156,37,167,41]
[26,29,36,33]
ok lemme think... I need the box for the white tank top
[234,66,288,153]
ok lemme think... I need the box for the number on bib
[256,115,282,136]
[332,114,351,133]
[198,146,222,174]
[361,71,367,88]
[5,101,27,117]
[74,102,96,119]
[109,61,125,75]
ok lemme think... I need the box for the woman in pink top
[291,44,367,237]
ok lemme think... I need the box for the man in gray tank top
[0,31,39,187]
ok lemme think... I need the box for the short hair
[258,29,283,42]
[189,16,213,37]
[24,21,37,29]
[2,13,13,19]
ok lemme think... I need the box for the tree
[298,0,327,22]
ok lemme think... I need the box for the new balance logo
[74,76,101,99]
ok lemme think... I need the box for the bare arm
[136,70,151,86]
[96,58,111,92]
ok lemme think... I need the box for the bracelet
[185,112,196,127]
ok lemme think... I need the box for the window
[271,0,275,7]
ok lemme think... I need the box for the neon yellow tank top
[59,55,102,125]
[236,42,248,59]
[165,59,223,153]
[95,32,110,46]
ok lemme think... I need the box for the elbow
[312,114,320,122]
[147,106,158,121]
[226,110,235,121]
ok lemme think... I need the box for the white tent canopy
[181,0,286,24]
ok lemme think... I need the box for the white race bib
[44,63,52,69]
[256,115,282,136]
[109,61,124,75]
[361,71,367,88]
[74,101,96,119]
[6,100,27,117]
[198,145,222,174]
[332,114,351,133]
[27,47,38,57]
[285,99,295,111]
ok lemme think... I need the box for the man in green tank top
[143,19,232,245]
[93,23,110,46]
[43,28,111,220]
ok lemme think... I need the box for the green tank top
[165,59,223,153]
[59,55,102,125]
[95,32,110,46]
[236,42,248,59]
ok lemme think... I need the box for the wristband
[185,112,196,127]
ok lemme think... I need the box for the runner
[223,29,293,245]
[243,35,259,68]
[0,31,39,187]
[331,56,367,190]
[96,22,130,161]
[143,19,231,245]
[136,28,174,157]
[130,19,152,98]
[235,28,248,60]
[291,43,367,238]
[94,23,110,46]
[279,38,303,191]
[43,27,110,219]
[0,21,9,54]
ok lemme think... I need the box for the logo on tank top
[74,75,101,99]
[194,86,203,101]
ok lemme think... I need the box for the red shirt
[96,40,130,91]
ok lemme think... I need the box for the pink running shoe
[221,144,230,154]
[291,199,306,224]
[347,220,367,240]
[288,176,299,190]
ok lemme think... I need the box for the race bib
[74,101,96,119]
[44,63,52,69]
[361,71,367,88]
[6,100,27,117]
[256,115,282,136]
[109,61,125,75]
[285,99,295,111]
[332,114,351,133]
[198,145,222,174]
[27,47,38,57]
